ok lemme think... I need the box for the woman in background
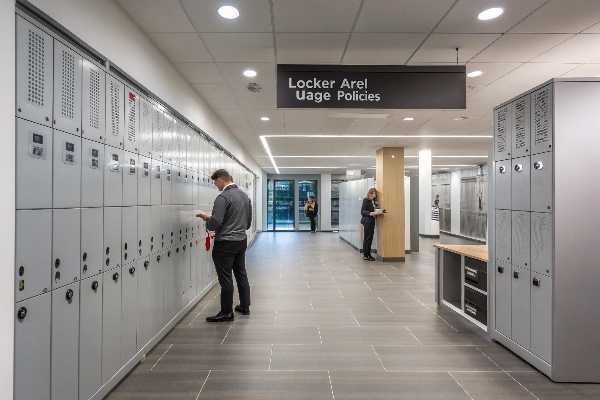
[361,188,382,261]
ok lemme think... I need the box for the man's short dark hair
[308,196,314,200]
[211,169,232,182]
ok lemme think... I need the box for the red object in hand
[205,236,211,251]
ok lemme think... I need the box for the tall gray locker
[81,138,104,207]
[81,207,103,278]
[137,256,152,351]
[121,262,138,366]
[491,79,600,382]
[102,267,121,385]
[163,248,176,324]
[53,129,81,208]
[52,208,80,290]
[79,276,103,400]
[151,251,165,335]
[16,118,52,209]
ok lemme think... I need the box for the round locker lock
[168,251,171,257]
[66,289,74,300]
[162,234,164,240]
[157,255,161,263]
[176,248,180,253]
[171,232,173,237]
[83,265,88,274]
[186,228,188,233]
[19,266,24,276]
[83,252,88,261]
[139,240,142,247]
[106,258,110,266]
[183,245,187,251]
[139,249,142,256]
[106,247,110,255]
[499,166,506,174]
[151,245,154,251]
[534,161,543,170]
[55,271,61,283]
[113,273,119,281]
[18,107,22,113]
[180,230,182,234]
[129,267,135,275]
[17,307,27,320]
[92,280,99,290]
[124,243,128,251]
[144,261,149,268]
[514,164,523,172]
[151,237,154,243]
[124,253,128,260]
[55,259,61,268]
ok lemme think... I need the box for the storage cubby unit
[490,78,600,382]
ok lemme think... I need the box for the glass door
[298,180,318,231]
[273,180,294,231]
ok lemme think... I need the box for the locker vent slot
[127,92,136,144]
[165,117,173,151]
[513,213,528,259]
[532,214,551,266]
[534,88,550,145]
[496,107,507,153]
[27,29,46,107]
[141,101,151,147]
[514,99,526,150]
[496,211,510,260]
[110,81,121,136]
[154,109,163,153]
[89,69,100,129]
[60,50,75,120]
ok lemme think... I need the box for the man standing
[196,169,252,322]
[304,196,318,233]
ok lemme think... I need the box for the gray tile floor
[106,232,600,399]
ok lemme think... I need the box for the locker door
[181,242,190,305]
[164,248,176,324]
[150,158,162,206]
[494,160,511,210]
[172,164,181,205]
[104,146,123,207]
[16,118,52,209]
[81,138,104,207]
[121,262,138,366]
[495,261,511,338]
[192,172,198,206]
[51,282,80,400]
[151,251,165,336]
[81,207,103,278]
[53,130,81,208]
[195,238,204,295]
[495,209,511,264]
[173,119,181,167]
[531,152,553,213]
[531,274,553,364]
[79,276,103,400]
[174,205,183,246]
[137,256,151,351]
[162,163,173,205]
[185,170,193,205]
[103,206,122,272]
[102,268,121,384]
[82,59,106,143]
[511,211,531,270]
[531,85,553,155]
[122,206,138,266]
[511,94,530,158]
[53,40,82,136]
[139,96,153,157]
[16,210,51,302]
[138,206,151,259]
[150,205,162,254]
[162,205,172,249]
[124,87,140,153]
[151,103,163,161]
[494,105,511,161]
[186,240,196,303]
[531,213,553,277]
[14,293,51,400]
[123,151,139,206]
[174,245,184,310]
[163,113,174,164]
[16,16,53,127]
[178,168,187,205]
[52,208,81,290]
[511,156,531,211]
[106,74,125,149]
[511,265,531,350]
[138,154,151,205]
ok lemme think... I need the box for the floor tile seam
[404,290,459,332]
[371,345,387,372]
[377,297,394,313]
[220,326,233,345]
[504,371,542,399]
[404,327,423,345]
[372,344,486,347]
[161,368,520,373]
[349,310,361,327]
[195,370,211,400]
[269,344,274,371]
[327,371,335,400]
[447,371,475,400]
[150,343,173,370]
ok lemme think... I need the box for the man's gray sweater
[206,184,252,241]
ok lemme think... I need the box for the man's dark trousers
[212,239,251,314]
[310,216,316,232]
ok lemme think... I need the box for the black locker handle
[157,255,161,262]
[106,247,110,255]
[513,271,519,279]
[129,267,135,275]
[91,281,99,290]
[106,258,110,266]
[144,261,149,268]
[176,248,180,253]
[66,289,74,300]
[168,251,171,257]
[55,259,60,268]
[497,266,504,273]
[82,252,88,261]
[17,307,27,320]
[533,277,540,287]
[113,272,119,281]
[139,240,142,247]
[183,245,187,251]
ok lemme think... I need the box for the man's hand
[208,231,216,238]
[196,212,210,221]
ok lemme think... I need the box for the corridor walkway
[107,232,600,399]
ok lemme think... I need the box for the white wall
[419,150,432,235]
[451,171,461,235]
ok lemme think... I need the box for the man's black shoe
[206,311,234,322]
[235,305,250,315]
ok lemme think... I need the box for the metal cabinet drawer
[464,257,487,292]
[464,285,487,312]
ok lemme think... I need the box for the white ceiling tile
[531,34,600,63]
[244,109,285,122]
[117,0,195,33]
[192,83,233,99]
[343,33,427,64]
[204,97,241,110]
[202,33,275,62]
[273,0,362,32]
[276,33,348,64]
[218,63,277,83]
[224,119,253,132]
[284,110,329,120]
[237,98,277,109]
[355,0,455,33]
[471,34,573,62]
[467,84,531,106]
[319,118,356,134]
[229,82,277,99]
[345,119,391,135]
[214,109,247,119]
[463,62,523,86]
[180,0,272,33]
[175,63,225,84]
[492,63,579,86]
[584,21,600,33]
[512,0,600,33]
[559,63,600,77]
[411,34,501,63]
[148,33,213,62]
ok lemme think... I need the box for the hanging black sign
[277,65,466,109]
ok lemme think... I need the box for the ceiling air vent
[246,83,262,93]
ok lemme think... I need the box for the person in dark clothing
[304,196,318,233]
[361,187,383,261]
[196,169,252,322]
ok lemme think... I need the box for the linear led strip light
[260,136,279,174]
[262,134,493,138]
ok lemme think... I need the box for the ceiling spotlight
[261,117,269,121]
[218,6,239,19]
[403,117,415,121]
[467,70,483,77]
[453,117,468,121]
[478,7,503,20]
[243,70,257,77]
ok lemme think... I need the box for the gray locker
[52,208,81,290]
[178,168,188,205]
[138,206,151,258]
[150,205,162,253]
[164,248,176,324]
[531,213,553,277]
[139,96,153,157]
[511,155,531,211]
[16,118,52,209]
[511,265,531,351]
[81,207,103,278]
[137,256,151,351]
[172,164,181,205]
[103,207,122,272]
[79,276,103,400]
[511,211,531,270]
[173,119,182,167]
[105,74,125,149]
[195,238,204,295]
[494,160,511,210]
[531,152,553,213]
[185,171,194,205]
[16,16,53,127]
[192,173,198,206]
[81,138,104,207]
[124,87,140,153]
[183,240,195,305]
[151,103,163,161]
[104,146,123,207]
[150,158,162,206]
[122,206,138,266]
[53,40,82,136]
[102,267,121,384]
[173,205,184,246]
[121,262,138,366]
[151,251,165,336]
[162,205,172,248]
[14,293,51,400]
[123,151,139,207]
[495,209,511,263]
[15,209,51,302]
[531,85,553,155]
[495,261,511,338]
[51,282,80,400]
[163,113,174,164]
[82,58,106,143]
[173,245,184,310]
[53,129,81,208]
[138,154,151,205]
[531,274,553,364]
[191,130,200,173]
[162,163,172,205]
[511,94,530,158]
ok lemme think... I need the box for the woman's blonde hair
[365,188,377,198]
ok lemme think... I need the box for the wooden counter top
[433,244,488,262]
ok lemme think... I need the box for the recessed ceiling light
[467,71,483,78]
[243,69,257,77]
[261,117,269,121]
[218,5,239,19]
[453,117,468,121]
[403,117,415,121]
[478,7,503,20]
